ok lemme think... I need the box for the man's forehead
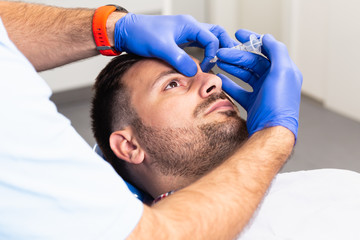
[123,56,200,90]
[123,59,169,91]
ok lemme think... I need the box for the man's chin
[201,112,248,139]
[207,110,244,125]
[221,115,247,136]
[218,109,241,118]
[203,109,240,120]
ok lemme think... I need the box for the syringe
[210,34,263,63]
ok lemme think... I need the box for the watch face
[106,4,128,13]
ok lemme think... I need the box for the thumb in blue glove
[217,29,302,139]
[114,13,235,77]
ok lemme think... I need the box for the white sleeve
[0,18,143,239]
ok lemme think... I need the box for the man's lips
[204,99,235,116]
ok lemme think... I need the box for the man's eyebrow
[152,69,181,89]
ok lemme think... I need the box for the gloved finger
[155,43,198,77]
[189,24,237,48]
[218,73,250,108]
[201,60,215,73]
[198,24,236,72]
[217,62,258,85]
[192,29,221,73]
[261,34,292,68]
[201,23,237,48]
[178,24,219,73]
[235,29,261,44]
[262,34,303,90]
[180,23,232,73]
[217,48,270,77]
[292,61,303,85]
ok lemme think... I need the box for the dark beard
[131,105,248,177]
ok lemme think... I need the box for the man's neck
[130,163,199,199]
[153,190,176,204]
[146,174,198,199]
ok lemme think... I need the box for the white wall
[287,0,360,122]
[206,0,283,41]
[23,0,162,13]
[163,0,206,22]
[285,0,329,102]
[206,0,239,37]
[325,0,360,122]
[238,0,283,40]
[165,0,283,41]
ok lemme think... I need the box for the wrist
[250,126,295,163]
[106,11,127,46]
[92,5,127,56]
[249,115,299,141]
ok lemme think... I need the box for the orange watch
[92,5,127,56]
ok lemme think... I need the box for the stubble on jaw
[131,101,248,177]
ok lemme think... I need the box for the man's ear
[109,127,145,165]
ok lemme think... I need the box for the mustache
[193,91,234,118]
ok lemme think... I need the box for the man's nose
[197,72,222,98]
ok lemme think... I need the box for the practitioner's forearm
[0,1,125,71]
[129,126,294,239]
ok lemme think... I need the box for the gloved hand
[216,29,302,139]
[114,13,235,77]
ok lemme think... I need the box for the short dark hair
[91,53,144,179]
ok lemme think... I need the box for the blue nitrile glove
[114,13,235,77]
[216,29,302,139]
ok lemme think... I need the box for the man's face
[123,57,248,177]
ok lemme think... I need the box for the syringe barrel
[209,34,263,63]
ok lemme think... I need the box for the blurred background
[25,0,360,173]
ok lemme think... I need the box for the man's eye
[165,80,180,90]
